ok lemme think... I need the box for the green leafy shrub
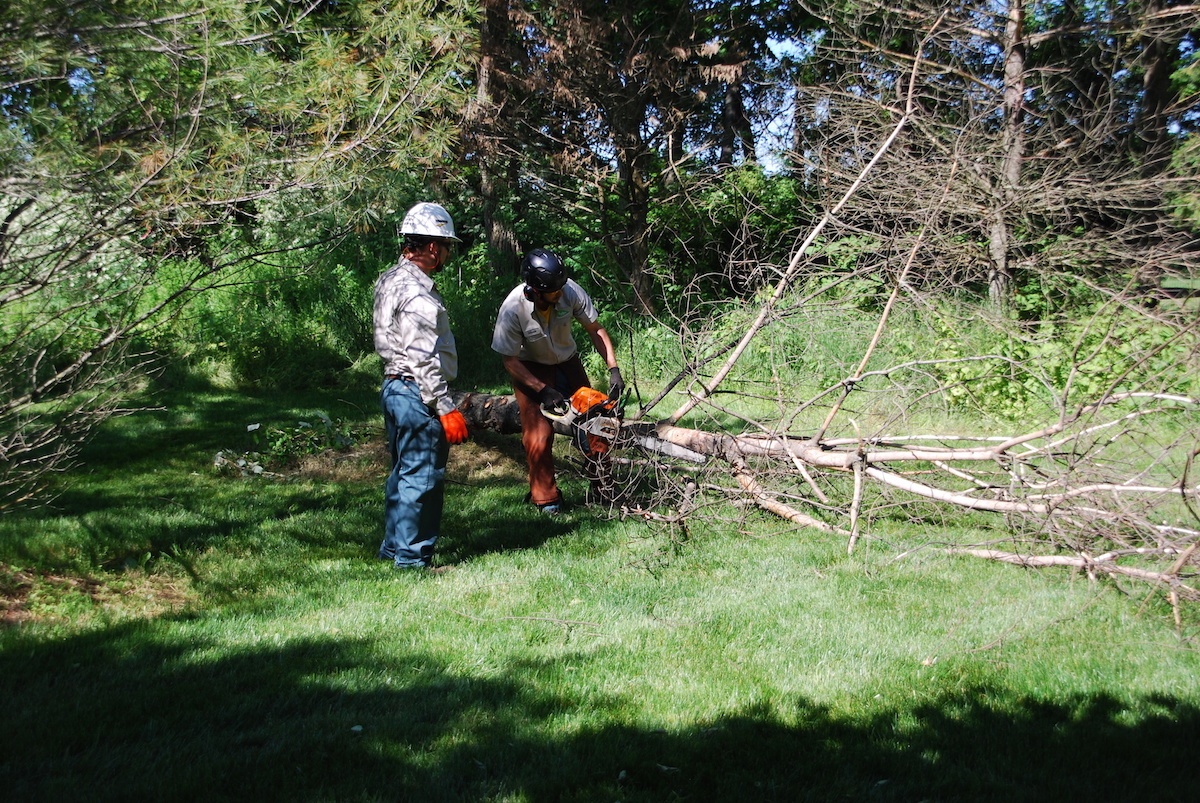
[645,166,812,312]
[152,244,381,391]
[255,412,367,461]
[437,255,518,391]
[930,306,1199,420]
[931,319,1040,420]
[215,411,373,475]
[805,235,891,313]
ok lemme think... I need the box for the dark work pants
[511,355,591,506]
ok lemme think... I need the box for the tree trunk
[1134,0,1177,166]
[719,79,756,167]
[988,0,1026,314]
[481,166,522,278]
[468,0,522,277]
[452,390,524,435]
[615,137,656,316]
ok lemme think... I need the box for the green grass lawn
[2,388,1198,801]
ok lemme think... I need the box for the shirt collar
[399,256,436,291]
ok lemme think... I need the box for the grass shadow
[1,620,1196,802]
[439,487,582,565]
[80,385,380,472]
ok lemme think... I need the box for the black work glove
[538,385,567,413]
[607,366,625,400]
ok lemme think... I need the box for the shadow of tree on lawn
[1,622,1196,803]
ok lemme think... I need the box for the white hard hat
[400,202,460,241]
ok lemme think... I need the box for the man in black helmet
[491,248,624,514]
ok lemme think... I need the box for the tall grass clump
[146,232,519,395]
[152,246,378,391]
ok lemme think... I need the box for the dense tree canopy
[462,0,1199,320]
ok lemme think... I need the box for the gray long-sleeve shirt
[373,257,458,415]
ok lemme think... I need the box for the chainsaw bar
[542,388,709,465]
[556,408,708,464]
[627,434,708,463]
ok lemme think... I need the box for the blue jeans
[379,378,448,568]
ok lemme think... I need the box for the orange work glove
[439,409,469,445]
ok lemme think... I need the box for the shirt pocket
[522,323,549,344]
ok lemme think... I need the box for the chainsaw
[541,387,707,464]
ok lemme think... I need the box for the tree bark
[468,0,522,277]
[988,0,1026,313]
[1133,0,1178,166]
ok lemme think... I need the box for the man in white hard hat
[373,202,469,570]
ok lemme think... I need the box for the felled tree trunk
[451,391,524,435]
[453,390,733,448]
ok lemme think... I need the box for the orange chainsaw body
[567,387,619,454]
[568,387,611,415]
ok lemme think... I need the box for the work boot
[531,492,564,515]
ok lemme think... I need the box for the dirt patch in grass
[449,431,528,484]
[293,441,390,483]
[1,562,194,627]
[0,565,37,625]
[290,431,527,486]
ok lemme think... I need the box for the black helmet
[521,248,568,293]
